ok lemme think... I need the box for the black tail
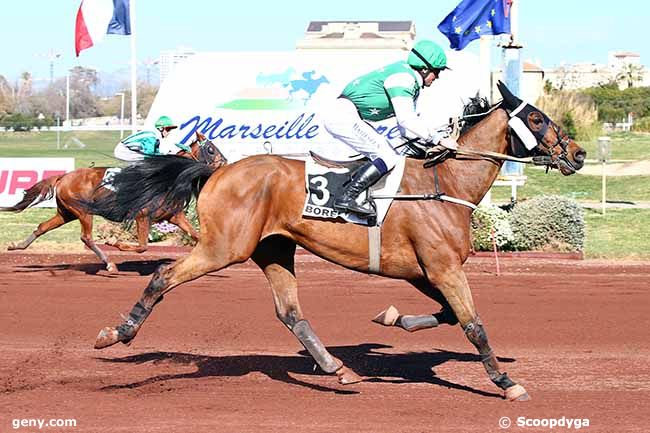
[0,175,62,212]
[83,156,216,222]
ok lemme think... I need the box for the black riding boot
[333,162,384,217]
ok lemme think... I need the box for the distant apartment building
[159,48,196,83]
[545,51,648,90]
[296,21,415,50]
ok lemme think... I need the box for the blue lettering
[285,114,304,139]
[179,113,325,142]
[218,125,238,139]
[249,124,262,139]
[180,116,223,143]
[296,114,316,139]
[375,126,387,135]
[275,121,289,139]
[387,125,401,139]
[305,125,319,138]
[263,125,277,138]
[239,125,250,138]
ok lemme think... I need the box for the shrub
[536,91,598,141]
[149,220,178,242]
[95,221,136,244]
[561,111,578,139]
[632,116,650,132]
[508,196,584,251]
[471,205,515,251]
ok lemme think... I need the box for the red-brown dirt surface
[1,251,649,433]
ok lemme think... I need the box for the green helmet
[407,40,448,71]
[154,115,177,130]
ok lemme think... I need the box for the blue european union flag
[438,0,511,50]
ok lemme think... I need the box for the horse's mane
[459,94,501,136]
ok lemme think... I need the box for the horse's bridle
[532,123,576,171]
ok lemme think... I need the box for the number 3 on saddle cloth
[101,167,122,192]
[302,156,406,226]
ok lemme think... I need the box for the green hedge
[632,116,650,132]
[471,196,585,252]
[508,195,585,251]
[471,205,514,251]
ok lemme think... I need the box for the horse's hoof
[94,327,120,349]
[106,262,118,273]
[372,305,400,326]
[505,384,530,401]
[335,366,363,385]
[7,243,20,251]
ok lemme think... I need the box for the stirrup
[333,199,376,217]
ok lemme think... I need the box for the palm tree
[616,63,644,89]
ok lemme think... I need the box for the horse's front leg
[372,278,458,332]
[427,264,529,401]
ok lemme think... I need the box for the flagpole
[502,0,523,179]
[130,0,137,134]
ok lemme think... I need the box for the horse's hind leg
[78,214,117,272]
[169,212,199,242]
[372,278,458,332]
[109,213,149,253]
[7,211,68,250]
[251,236,361,385]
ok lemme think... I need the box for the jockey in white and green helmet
[321,39,458,218]
[114,115,191,162]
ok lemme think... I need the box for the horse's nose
[573,148,586,169]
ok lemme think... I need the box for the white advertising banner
[147,49,482,161]
[0,158,75,207]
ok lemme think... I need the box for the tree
[68,66,101,118]
[616,63,644,89]
[0,74,14,115]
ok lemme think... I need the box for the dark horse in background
[85,82,585,400]
[1,132,226,272]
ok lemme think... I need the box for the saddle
[308,151,368,171]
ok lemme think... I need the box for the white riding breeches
[322,98,400,171]
[114,142,145,162]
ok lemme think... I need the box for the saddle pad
[302,156,405,226]
[101,167,122,192]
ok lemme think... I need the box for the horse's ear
[497,80,521,109]
[195,131,206,141]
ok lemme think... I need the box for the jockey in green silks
[321,40,458,218]
[114,115,191,162]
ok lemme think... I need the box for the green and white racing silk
[340,61,422,122]
[120,130,191,157]
[340,60,443,144]
[121,130,161,156]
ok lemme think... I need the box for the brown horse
[2,132,226,272]
[88,83,585,400]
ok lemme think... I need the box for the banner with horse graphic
[146,50,485,162]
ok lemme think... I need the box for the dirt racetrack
[1,251,649,433]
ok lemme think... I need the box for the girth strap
[368,225,381,273]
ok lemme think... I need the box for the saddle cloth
[101,167,122,192]
[302,156,406,226]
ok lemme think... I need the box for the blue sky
[2,0,647,83]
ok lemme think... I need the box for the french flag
[75,0,131,56]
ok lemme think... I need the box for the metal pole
[116,92,125,139]
[65,72,70,129]
[56,116,60,149]
[130,0,137,134]
[602,161,607,215]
